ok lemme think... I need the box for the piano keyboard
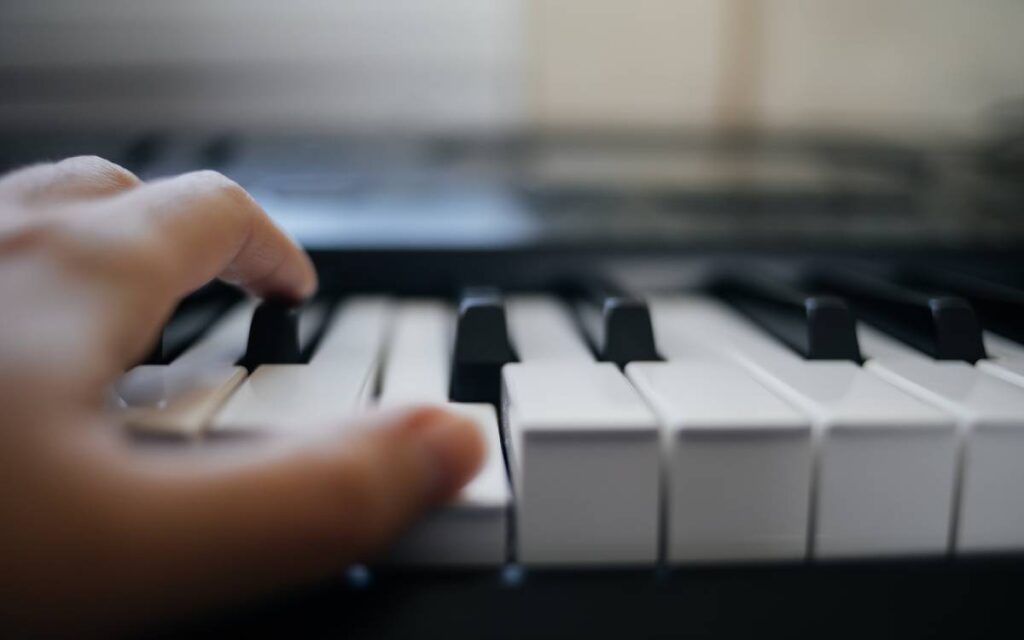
[111,268,1024,567]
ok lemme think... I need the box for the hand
[0,157,484,635]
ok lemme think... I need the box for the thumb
[58,407,486,632]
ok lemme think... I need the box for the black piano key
[569,282,660,367]
[448,287,517,405]
[710,274,862,361]
[897,268,1024,346]
[596,296,661,366]
[240,301,303,370]
[804,268,987,362]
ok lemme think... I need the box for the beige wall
[527,0,1024,138]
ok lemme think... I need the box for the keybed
[111,268,1024,564]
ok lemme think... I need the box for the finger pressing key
[99,170,317,303]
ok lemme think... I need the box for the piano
[4,131,1024,637]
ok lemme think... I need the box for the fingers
[0,160,316,302]
[70,407,485,631]
[0,156,141,204]
[101,170,317,302]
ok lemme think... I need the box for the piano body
[3,2,1024,637]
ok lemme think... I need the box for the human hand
[0,156,484,635]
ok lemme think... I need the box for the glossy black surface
[448,288,517,405]
[804,268,988,362]
[241,302,303,370]
[155,559,1024,639]
[711,273,862,361]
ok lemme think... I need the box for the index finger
[104,170,317,302]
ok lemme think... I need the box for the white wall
[0,0,524,131]
[1,0,1022,138]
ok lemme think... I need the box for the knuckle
[2,215,66,249]
[40,213,175,291]
[188,170,251,206]
[58,155,140,191]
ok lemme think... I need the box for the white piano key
[627,361,812,562]
[750,360,957,559]
[648,294,798,364]
[374,303,510,565]
[388,403,510,566]
[502,362,660,565]
[377,300,453,407]
[297,302,329,352]
[211,298,391,436]
[506,295,593,362]
[979,358,1024,389]
[115,300,256,436]
[866,358,1024,553]
[172,300,257,370]
[650,295,959,559]
[857,324,928,361]
[984,332,1024,360]
[116,366,246,437]
[862,322,1024,554]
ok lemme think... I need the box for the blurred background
[1,0,1023,251]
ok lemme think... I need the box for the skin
[0,156,485,636]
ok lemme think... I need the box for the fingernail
[410,414,482,500]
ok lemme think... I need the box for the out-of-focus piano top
[2,130,1022,252]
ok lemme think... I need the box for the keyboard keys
[979,358,1024,389]
[569,282,660,366]
[173,300,259,370]
[506,295,593,362]
[142,297,233,365]
[113,277,1024,564]
[866,358,1024,553]
[805,269,987,362]
[649,294,801,364]
[388,403,511,566]
[241,301,301,368]
[984,333,1024,360]
[651,295,959,559]
[378,300,453,407]
[116,301,256,436]
[116,366,246,438]
[448,288,516,405]
[211,298,390,436]
[502,362,660,565]
[748,361,957,559]
[376,302,512,566]
[898,268,1024,347]
[857,299,1024,550]
[856,323,929,362]
[711,273,861,361]
[627,361,813,562]
[240,301,327,369]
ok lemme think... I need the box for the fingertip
[242,241,318,303]
[294,252,319,300]
[394,407,487,501]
